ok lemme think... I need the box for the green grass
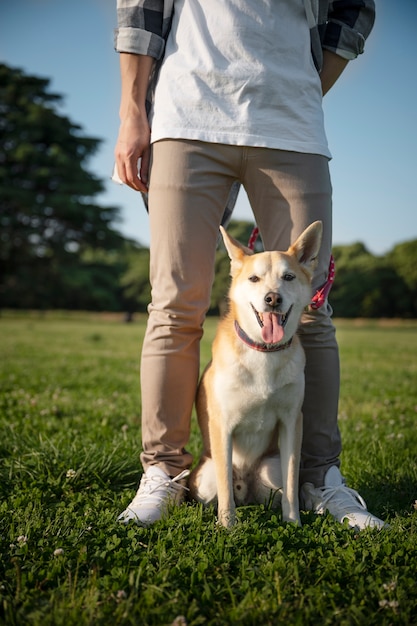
[1,312,417,625]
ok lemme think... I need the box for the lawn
[1,312,416,625]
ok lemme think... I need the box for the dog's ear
[289,221,323,274]
[220,226,254,271]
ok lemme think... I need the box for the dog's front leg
[210,418,235,527]
[279,412,302,526]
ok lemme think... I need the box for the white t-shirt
[151,0,331,159]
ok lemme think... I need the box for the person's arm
[320,49,349,96]
[115,53,154,192]
[114,1,167,191]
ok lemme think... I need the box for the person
[113,0,386,529]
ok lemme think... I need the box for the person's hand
[115,111,151,192]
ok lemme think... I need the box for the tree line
[1,63,416,318]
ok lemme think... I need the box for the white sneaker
[301,466,387,530]
[118,466,190,526]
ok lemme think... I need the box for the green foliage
[120,247,151,313]
[1,314,417,625]
[0,63,126,310]
[387,240,417,315]
[330,242,416,318]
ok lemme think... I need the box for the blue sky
[1,0,416,255]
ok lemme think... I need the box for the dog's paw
[217,509,236,528]
[282,514,302,526]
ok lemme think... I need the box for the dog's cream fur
[189,221,323,527]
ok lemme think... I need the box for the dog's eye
[283,273,295,282]
[249,275,260,283]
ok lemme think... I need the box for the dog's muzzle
[251,303,293,344]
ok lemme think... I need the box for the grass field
[1,312,417,625]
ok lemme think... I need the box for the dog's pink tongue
[261,313,284,344]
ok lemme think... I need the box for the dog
[189,221,323,527]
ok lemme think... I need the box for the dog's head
[221,221,323,346]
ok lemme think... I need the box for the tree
[330,243,412,318]
[0,63,126,309]
[120,246,151,313]
[387,240,417,316]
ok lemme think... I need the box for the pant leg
[242,148,341,488]
[140,139,239,477]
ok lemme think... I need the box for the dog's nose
[264,291,282,308]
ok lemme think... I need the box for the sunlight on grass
[1,313,416,625]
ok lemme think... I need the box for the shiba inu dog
[189,221,323,527]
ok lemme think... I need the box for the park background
[1,4,417,624]
[1,0,417,317]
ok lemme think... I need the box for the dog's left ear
[289,221,323,274]
[220,226,254,272]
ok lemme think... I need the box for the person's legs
[242,148,341,487]
[140,139,239,477]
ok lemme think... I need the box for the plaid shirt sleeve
[114,0,174,59]
[320,0,376,60]
[308,0,375,71]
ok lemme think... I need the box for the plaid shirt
[114,0,375,224]
[115,0,376,68]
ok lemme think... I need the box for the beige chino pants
[140,139,341,488]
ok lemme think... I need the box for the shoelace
[132,469,190,505]
[316,483,367,516]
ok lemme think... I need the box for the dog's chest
[213,350,303,428]
[235,348,302,395]
[212,352,303,468]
